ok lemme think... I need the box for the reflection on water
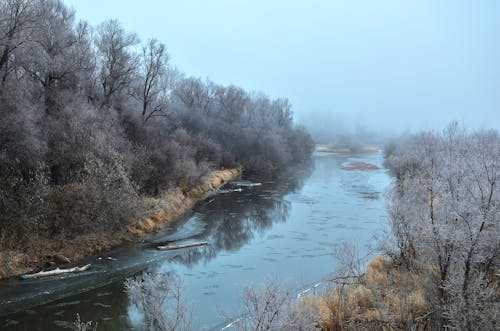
[0,152,390,330]
[175,182,293,266]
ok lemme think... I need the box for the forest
[0,0,313,255]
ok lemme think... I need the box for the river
[0,150,391,330]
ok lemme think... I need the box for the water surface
[0,151,391,330]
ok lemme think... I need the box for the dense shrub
[0,0,314,250]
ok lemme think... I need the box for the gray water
[0,151,391,330]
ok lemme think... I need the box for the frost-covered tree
[134,38,171,123]
[385,124,499,330]
[0,0,35,86]
[95,19,138,110]
[19,0,92,113]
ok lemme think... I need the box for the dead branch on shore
[21,264,91,280]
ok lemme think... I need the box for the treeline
[384,124,499,330]
[0,0,313,252]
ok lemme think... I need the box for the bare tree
[233,279,319,331]
[18,0,92,113]
[0,0,35,86]
[95,19,138,110]
[135,38,171,123]
[236,280,292,331]
[173,77,216,115]
[215,84,249,122]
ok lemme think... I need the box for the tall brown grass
[305,255,430,330]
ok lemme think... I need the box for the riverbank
[0,168,241,279]
[304,255,430,330]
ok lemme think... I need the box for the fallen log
[157,241,208,251]
[21,264,91,280]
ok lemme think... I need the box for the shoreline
[0,168,242,279]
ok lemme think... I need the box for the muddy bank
[0,168,241,279]
[342,161,380,171]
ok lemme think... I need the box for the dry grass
[127,168,241,237]
[305,255,430,330]
[0,168,242,279]
[312,292,349,331]
[347,286,373,309]
[369,255,391,270]
[361,308,381,321]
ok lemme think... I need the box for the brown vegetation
[306,256,431,330]
[0,168,241,279]
[128,168,240,236]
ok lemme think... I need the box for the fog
[65,0,499,138]
[1,2,498,328]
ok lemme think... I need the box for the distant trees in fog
[300,112,390,152]
[0,0,314,251]
[385,124,499,330]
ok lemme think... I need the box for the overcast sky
[64,0,499,133]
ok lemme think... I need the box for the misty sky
[64,0,499,133]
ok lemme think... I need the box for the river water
[0,151,391,330]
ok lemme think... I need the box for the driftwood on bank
[157,241,208,251]
[21,264,91,280]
